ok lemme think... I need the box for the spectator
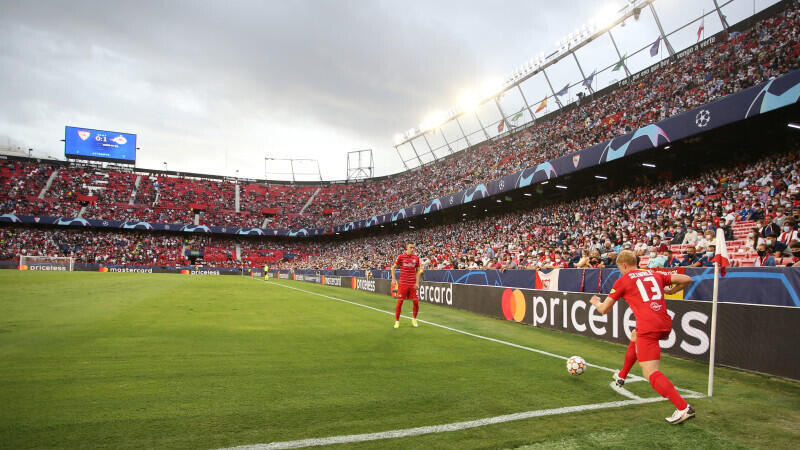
[682,227,700,246]
[696,244,716,268]
[681,246,700,267]
[754,243,776,267]
[786,240,800,267]
[663,249,680,268]
[766,233,789,257]
[745,227,765,252]
[778,221,798,249]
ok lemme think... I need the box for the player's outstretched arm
[590,295,615,314]
[664,274,693,295]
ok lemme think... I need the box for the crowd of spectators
[0,227,321,268]
[3,151,797,270]
[0,228,184,266]
[276,152,800,270]
[1,4,798,233]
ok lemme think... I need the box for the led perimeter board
[64,126,137,164]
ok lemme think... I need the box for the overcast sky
[0,0,779,181]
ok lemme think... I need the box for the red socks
[395,299,420,320]
[619,340,637,379]
[649,371,688,410]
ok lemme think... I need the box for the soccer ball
[566,356,586,375]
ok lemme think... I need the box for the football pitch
[1,272,799,449]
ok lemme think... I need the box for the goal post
[18,255,74,271]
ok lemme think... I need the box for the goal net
[19,255,74,272]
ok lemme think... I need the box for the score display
[64,126,137,163]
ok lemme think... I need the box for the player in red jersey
[390,241,421,328]
[590,250,696,424]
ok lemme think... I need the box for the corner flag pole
[708,227,728,397]
[708,261,719,396]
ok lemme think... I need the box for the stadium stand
[1,3,799,231]
[2,150,797,269]
[2,3,800,273]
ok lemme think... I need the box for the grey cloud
[0,0,596,177]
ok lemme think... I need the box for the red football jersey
[394,253,420,286]
[608,269,673,333]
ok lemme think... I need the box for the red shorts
[635,330,670,362]
[396,284,418,300]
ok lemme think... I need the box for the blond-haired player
[590,250,696,424]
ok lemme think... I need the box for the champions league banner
[0,214,326,238]
[333,67,800,234]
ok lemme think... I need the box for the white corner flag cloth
[712,228,729,276]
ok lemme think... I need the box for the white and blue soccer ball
[566,356,586,375]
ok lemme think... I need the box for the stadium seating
[2,4,799,230]
[1,5,799,271]
[2,150,797,269]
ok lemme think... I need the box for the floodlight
[458,92,480,113]
[788,123,800,130]
[642,163,656,168]
[595,4,618,29]
[556,184,568,189]
[594,175,608,179]
[480,78,503,98]
[394,134,404,145]
[420,111,446,131]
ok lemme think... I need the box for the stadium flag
[497,120,505,132]
[510,109,524,124]
[649,37,661,56]
[612,53,626,71]
[535,97,547,113]
[707,227,728,397]
[697,17,705,42]
[535,268,560,290]
[555,83,569,97]
[583,69,596,88]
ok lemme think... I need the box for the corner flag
[712,228,730,277]
[708,227,728,396]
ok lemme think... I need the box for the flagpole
[708,261,719,397]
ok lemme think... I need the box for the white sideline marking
[220,397,666,450]
[267,280,702,397]
[610,381,643,400]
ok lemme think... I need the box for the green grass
[0,272,798,449]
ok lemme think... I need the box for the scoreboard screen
[64,126,137,163]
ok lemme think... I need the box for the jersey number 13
[635,276,663,302]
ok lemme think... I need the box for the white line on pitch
[219,396,666,450]
[268,280,702,396]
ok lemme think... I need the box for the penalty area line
[265,280,704,401]
[219,397,666,450]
